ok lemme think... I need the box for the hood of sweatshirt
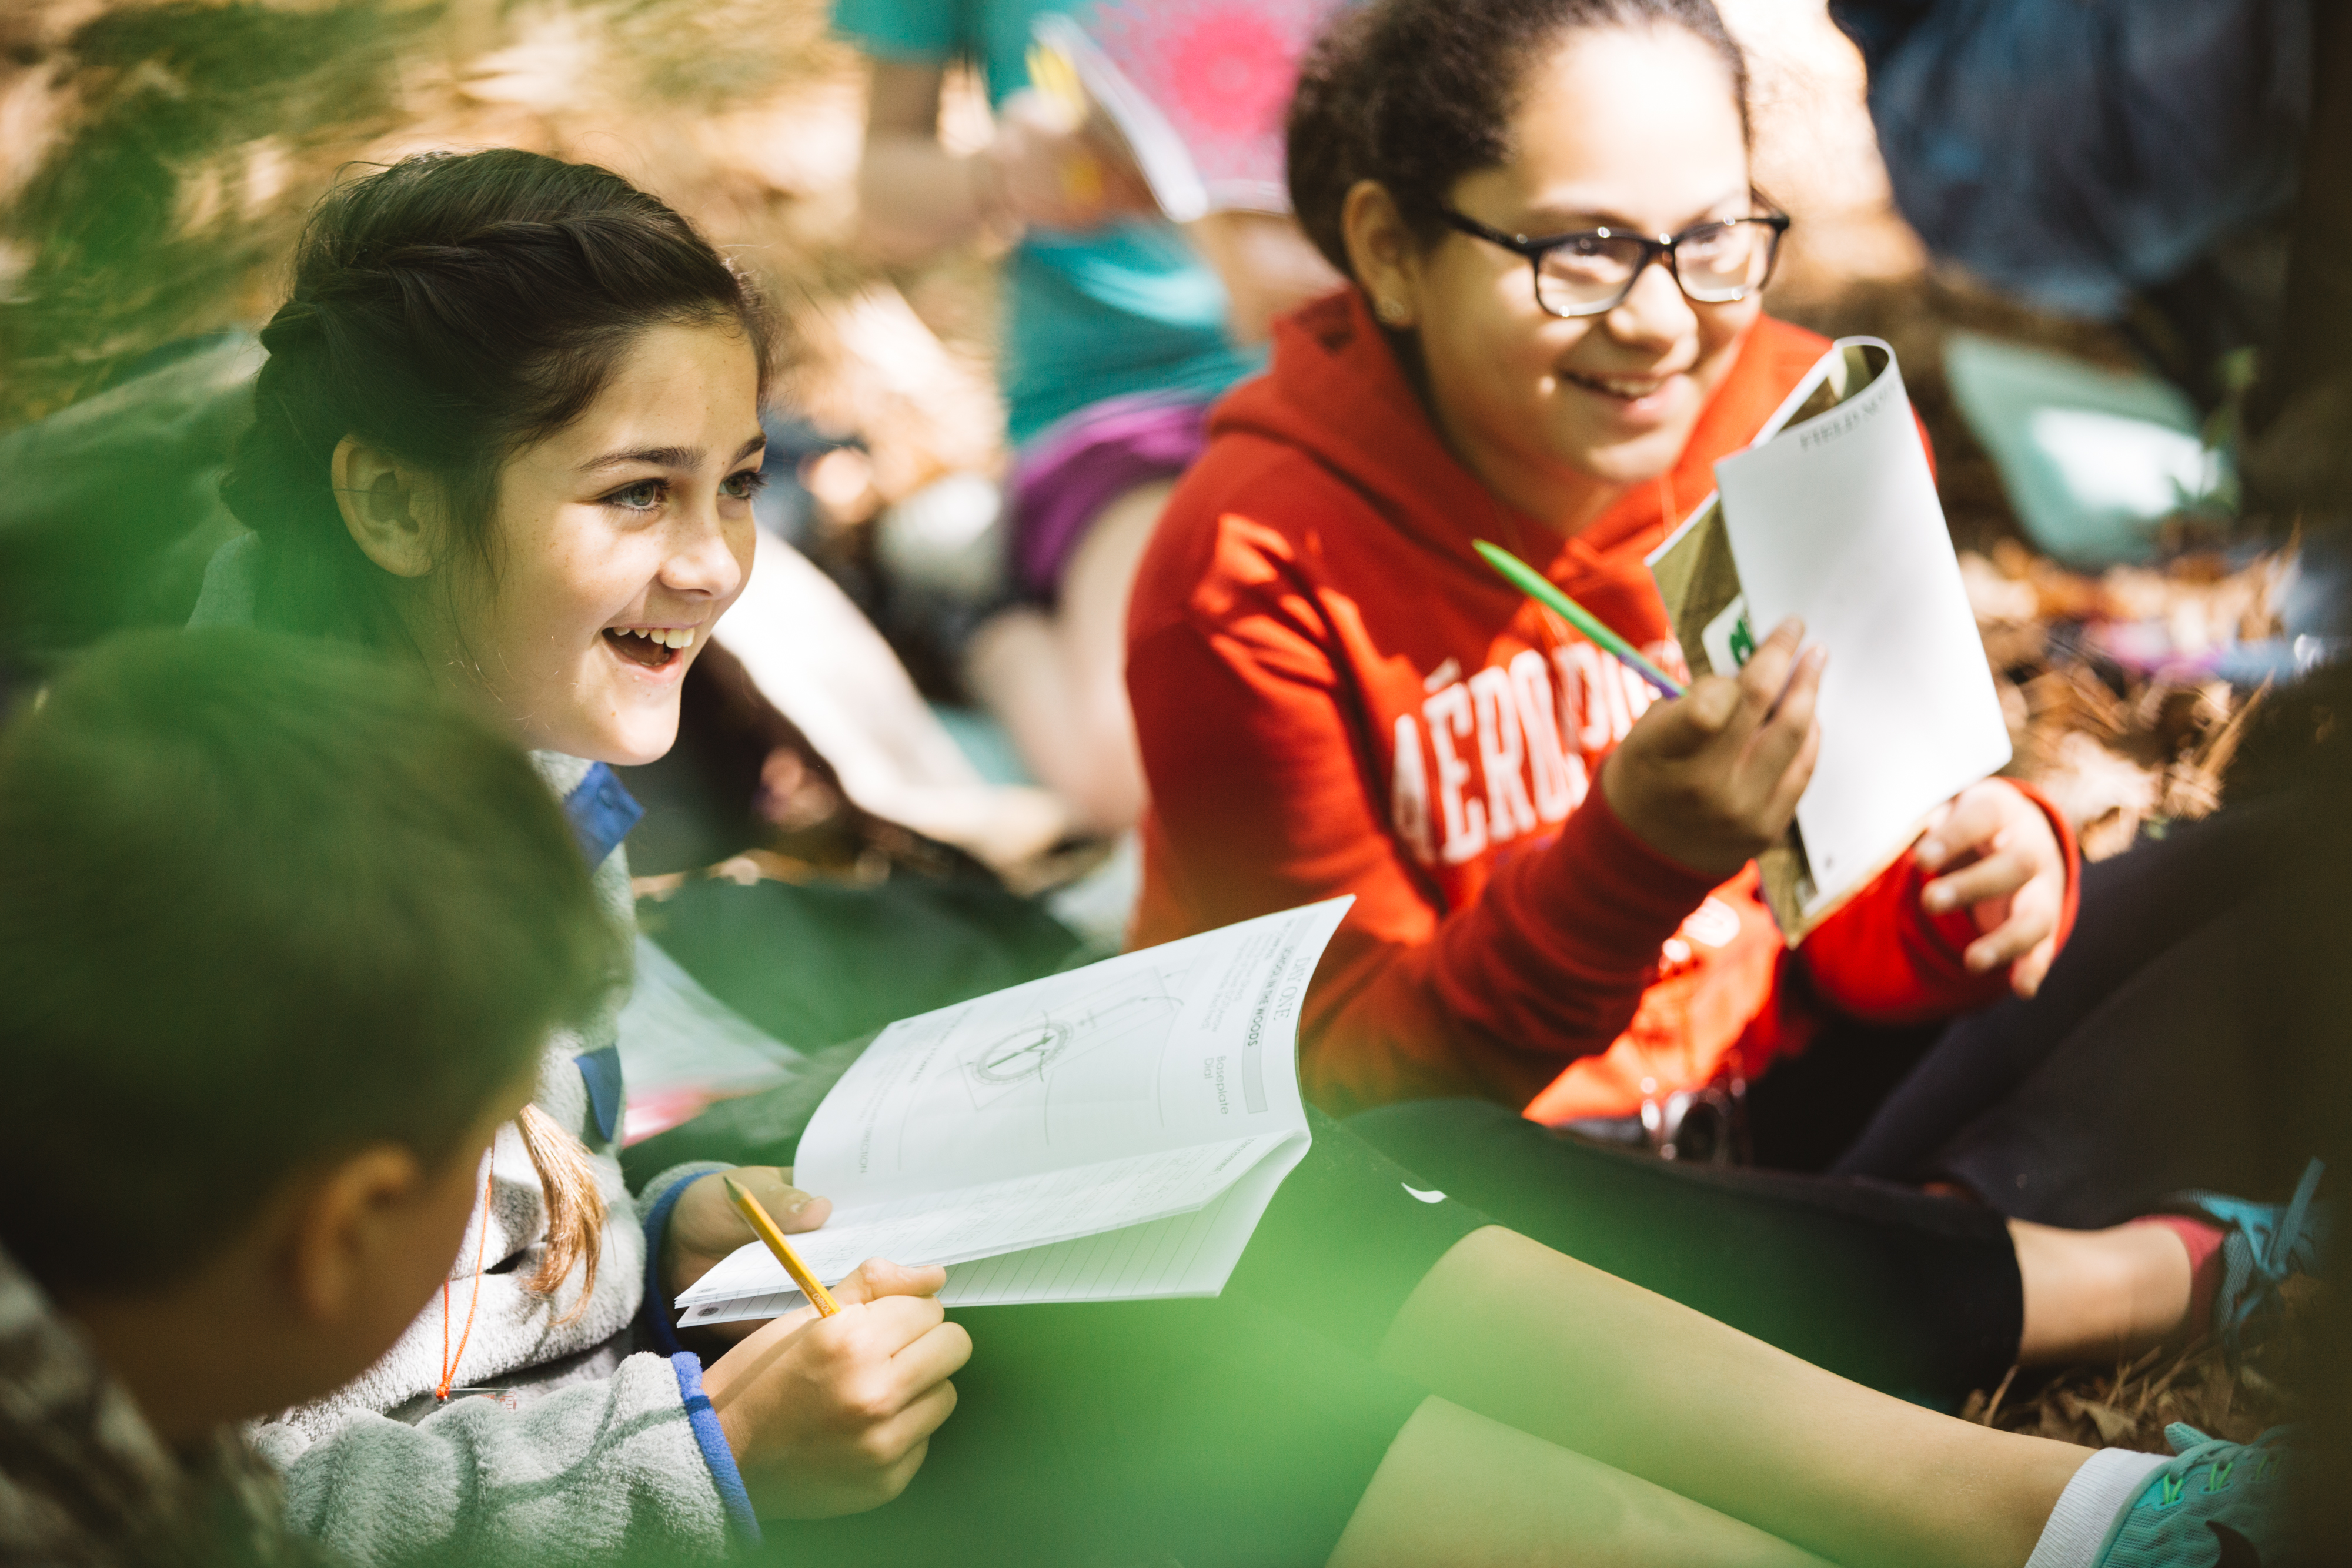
[1208,287,1832,583]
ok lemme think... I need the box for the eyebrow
[1516,189,1752,235]
[579,433,767,472]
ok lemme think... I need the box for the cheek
[1692,302,1758,380]
[1432,302,1586,422]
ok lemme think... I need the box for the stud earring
[1377,297,1409,325]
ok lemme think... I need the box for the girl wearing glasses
[1125,0,2315,1404]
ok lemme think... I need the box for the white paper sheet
[677,898,1350,1320]
[1711,340,2012,914]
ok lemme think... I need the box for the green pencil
[1472,540,1686,698]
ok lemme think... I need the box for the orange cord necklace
[435,1167,495,1402]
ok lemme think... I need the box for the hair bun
[256,300,323,353]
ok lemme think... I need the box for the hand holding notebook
[1645,337,2014,937]
[677,899,1351,1325]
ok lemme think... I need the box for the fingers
[830,1258,949,1308]
[1960,861,2062,974]
[1742,644,1825,793]
[1916,778,2067,989]
[859,1378,960,1473]
[2009,934,2059,999]
[1915,783,2010,872]
[1632,671,1740,760]
[1922,845,2035,914]
[1758,708,1822,828]
[893,1319,974,1388]
[1731,618,1806,724]
[1963,905,2054,974]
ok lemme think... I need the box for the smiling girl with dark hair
[1125,0,2324,1492]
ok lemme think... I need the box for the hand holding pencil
[1596,616,1826,880]
[725,1176,843,1315]
[697,1246,969,1518]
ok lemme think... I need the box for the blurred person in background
[840,0,1336,835]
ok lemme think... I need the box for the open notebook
[1647,337,2011,938]
[676,898,1350,1324]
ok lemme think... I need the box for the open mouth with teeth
[603,625,697,670]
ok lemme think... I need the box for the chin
[1563,429,1690,489]
[603,721,682,768]
[569,706,683,768]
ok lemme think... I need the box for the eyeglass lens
[1537,222,1776,315]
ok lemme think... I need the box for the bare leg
[2012,1218,2191,1365]
[963,479,1170,836]
[1376,1228,2092,1568]
[1329,1398,1828,1568]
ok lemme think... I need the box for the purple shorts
[1008,390,1215,601]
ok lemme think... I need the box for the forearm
[265,1353,741,1566]
[856,132,993,259]
[1302,797,1714,1115]
[1420,790,1715,1102]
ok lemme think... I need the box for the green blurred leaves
[1,1,419,424]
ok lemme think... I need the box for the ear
[1341,179,1423,331]
[332,436,439,579]
[285,1143,427,1325]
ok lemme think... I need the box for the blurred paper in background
[1945,331,2231,568]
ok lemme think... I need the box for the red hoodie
[1127,289,2079,1119]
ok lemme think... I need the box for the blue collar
[561,763,643,870]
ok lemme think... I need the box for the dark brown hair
[1287,0,1753,279]
[219,148,773,645]
[0,629,616,1295]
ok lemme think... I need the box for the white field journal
[1648,338,2012,934]
[676,897,1351,1324]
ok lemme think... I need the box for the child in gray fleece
[182,142,2307,1568]
[0,630,622,1567]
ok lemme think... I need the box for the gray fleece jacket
[194,539,759,1566]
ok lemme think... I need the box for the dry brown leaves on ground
[1964,1282,2317,1453]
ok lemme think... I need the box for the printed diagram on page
[958,964,1192,1128]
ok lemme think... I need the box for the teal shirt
[835,0,1263,444]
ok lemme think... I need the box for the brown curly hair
[1287,0,1753,280]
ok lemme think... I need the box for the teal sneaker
[2170,1158,2328,1365]
[2094,1425,2297,1568]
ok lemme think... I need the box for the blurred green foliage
[0,2,423,669]
[1,1,419,425]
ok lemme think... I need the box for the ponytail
[514,1102,608,1322]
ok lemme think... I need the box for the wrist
[1596,753,1745,880]
[968,146,1019,236]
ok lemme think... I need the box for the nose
[1603,249,1698,351]
[659,502,746,600]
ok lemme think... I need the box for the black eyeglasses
[1439,208,1790,319]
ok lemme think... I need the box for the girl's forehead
[1495,25,1748,218]
[514,323,763,477]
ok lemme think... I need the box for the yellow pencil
[723,1176,841,1317]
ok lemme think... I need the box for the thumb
[730,1167,832,1235]
[1629,675,1737,760]
[830,1258,948,1308]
